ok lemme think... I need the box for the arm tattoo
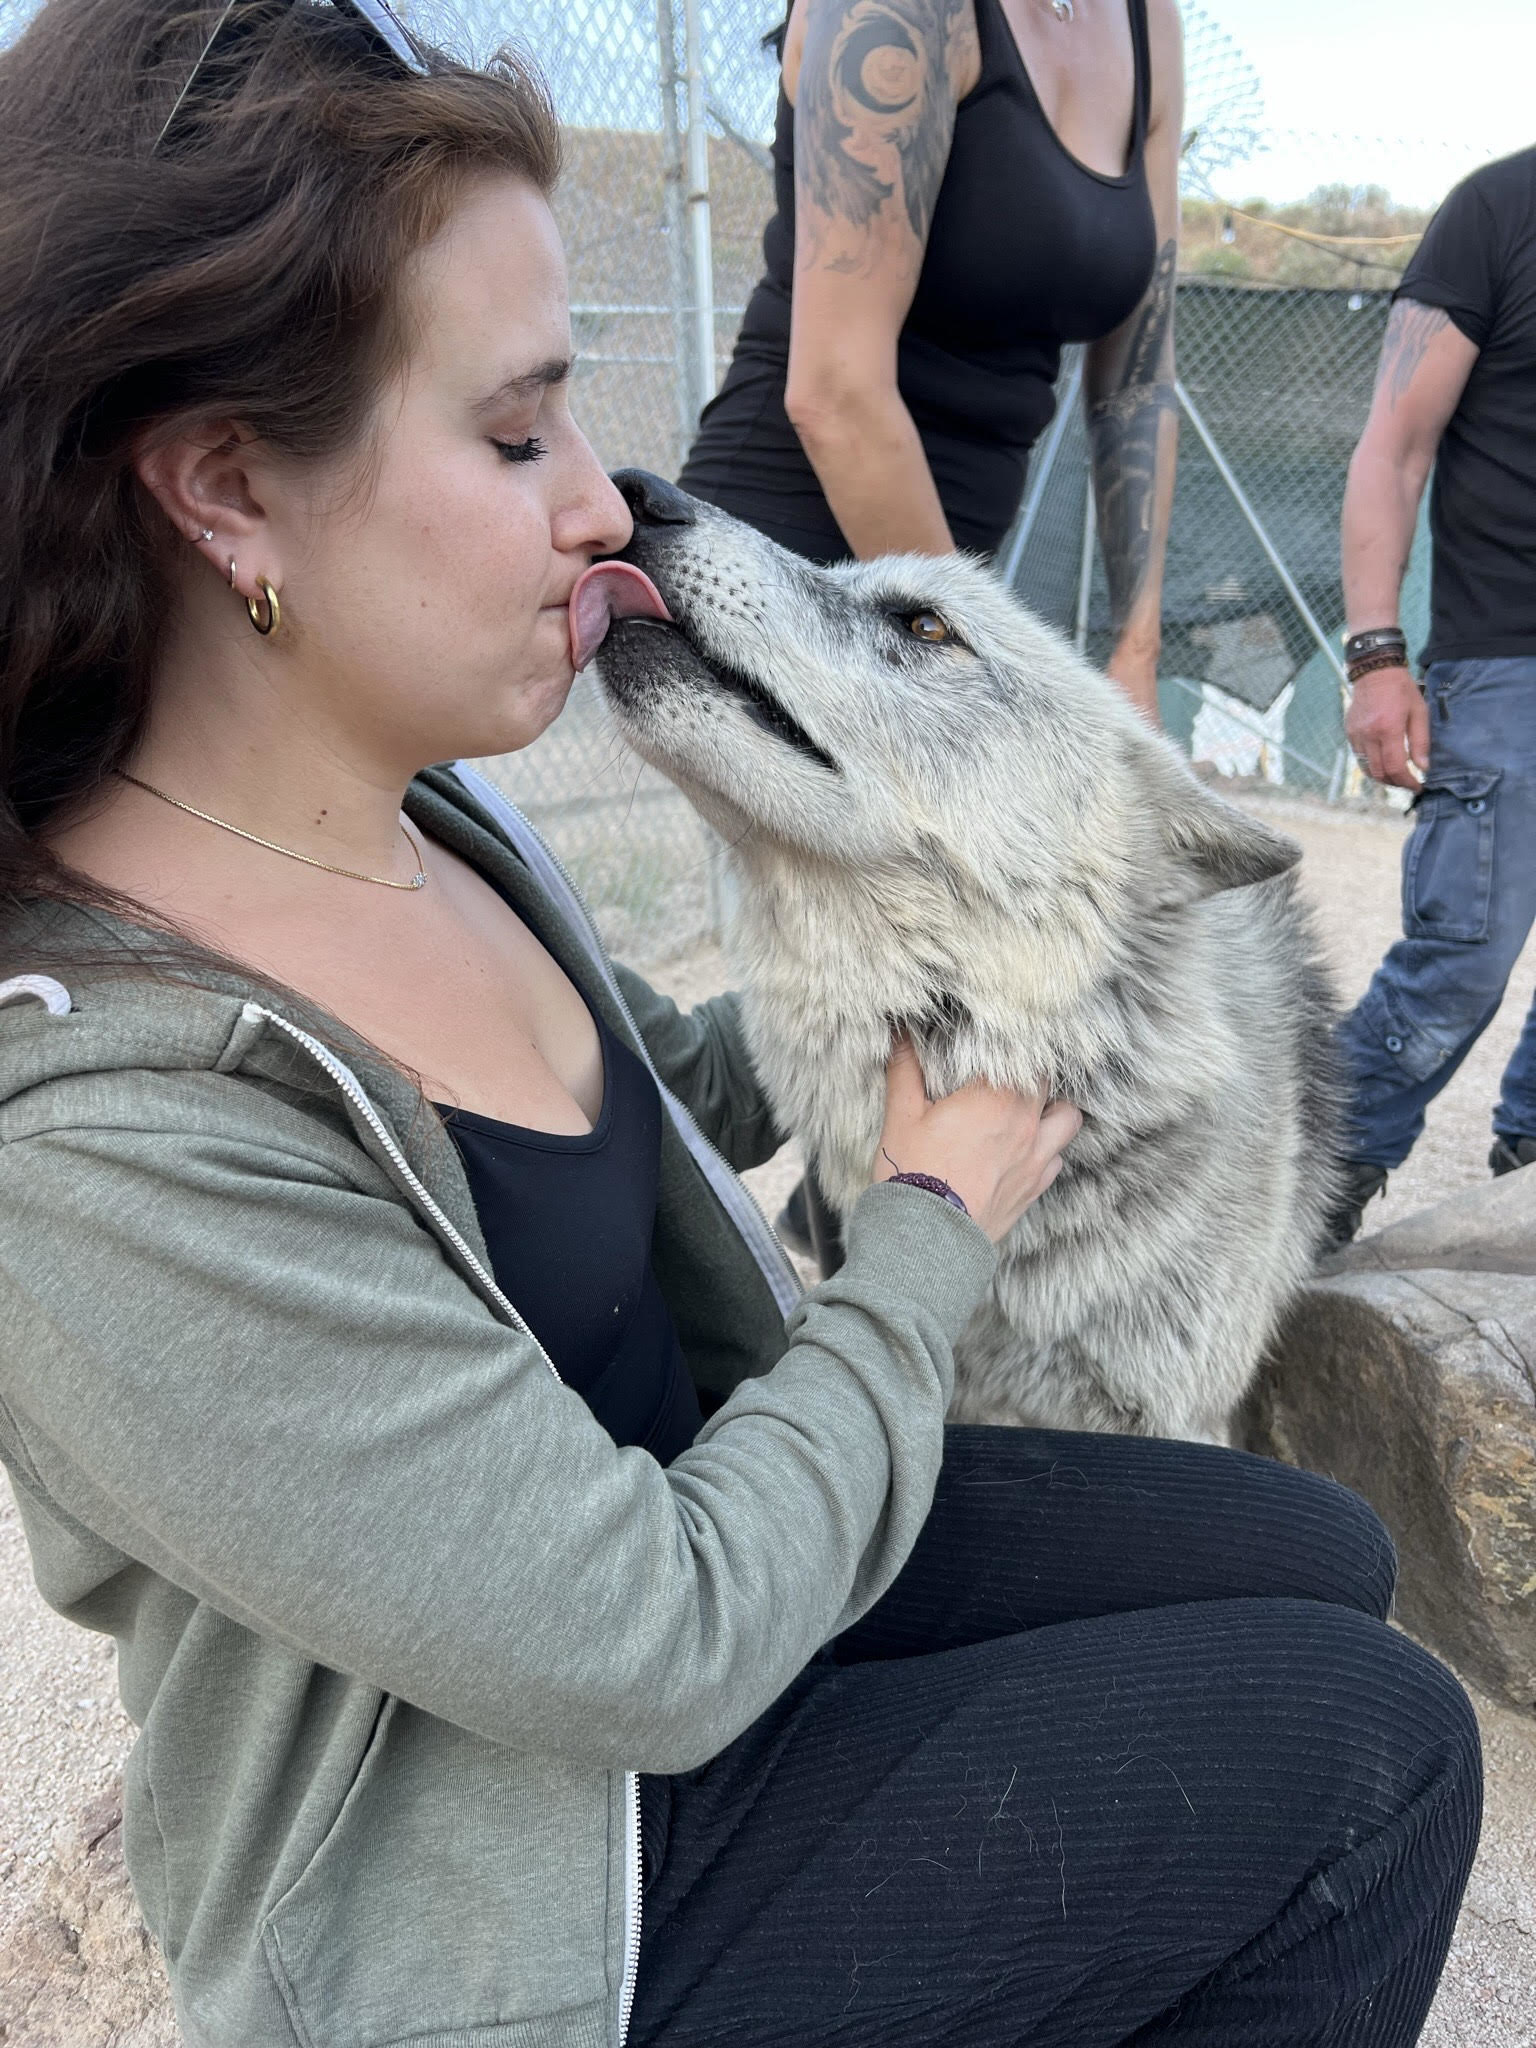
[1376,299,1451,408]
[1088,240,1179,636]
[796,0,972,266]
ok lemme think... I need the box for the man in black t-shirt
[1327,146,1536,1245]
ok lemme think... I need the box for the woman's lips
[568,561,672,672]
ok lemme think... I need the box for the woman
[684,0,1182,1264]
[0,5,1478,2047]
[683,0,1180,717]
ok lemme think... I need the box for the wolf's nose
[611,469,697,527]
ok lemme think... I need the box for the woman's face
[259,174,632,770]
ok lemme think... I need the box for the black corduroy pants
[631,1426,1482,2047]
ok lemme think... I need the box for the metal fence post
[681,0,718,417]
[670,0,726,936]
[1073,472,1097,654]
[654,0,696,466]
[996,352,1083,587]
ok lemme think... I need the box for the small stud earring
[196,527,214,543]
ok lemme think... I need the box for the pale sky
[1200,0,1536,208]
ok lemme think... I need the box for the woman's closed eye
[493,435,548,464]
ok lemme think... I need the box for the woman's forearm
[787,384,955,559]
[1088,392,1178,654]
[1085,240,1179,707]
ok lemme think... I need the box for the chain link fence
[0,0,1471,962]
[999,287,1433,800]
[450,0,788,962]
[469,0,1467,963]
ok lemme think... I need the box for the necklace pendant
[1051,0,1073,17]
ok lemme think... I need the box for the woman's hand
[872,1039,1082,1245]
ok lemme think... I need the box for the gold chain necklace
[116,772,429,891]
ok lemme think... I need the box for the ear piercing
[246,577,281,637]
[217,551,283,633]
[196,527,214,543]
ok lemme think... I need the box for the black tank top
[436,1008,704,1466]
[679,0,1157,563]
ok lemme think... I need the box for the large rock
[0,1789,177,2046]
[1243,1171,1536,1715]
[1323,1160,1536,1279]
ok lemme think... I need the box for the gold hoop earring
[228,557,237,588]
[246,578,281,637]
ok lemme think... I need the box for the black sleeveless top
[436,1008,704,1466]
[679,0,1157,563]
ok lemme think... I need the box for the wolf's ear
[1137,741,1301,900]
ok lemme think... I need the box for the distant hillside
[1180,185,1435,292]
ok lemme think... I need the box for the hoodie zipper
[620,1770,644,2044]
[252,776,800,2048]
[446,768,811,2044]
[245,1005,644,2041]
[447,769,802,2045]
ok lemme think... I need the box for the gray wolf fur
[595,480,1342,1443]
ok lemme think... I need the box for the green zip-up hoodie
[0,765,997,2048]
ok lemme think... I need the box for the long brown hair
[0,0,559,967]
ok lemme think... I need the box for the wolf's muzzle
[610,468,697,530]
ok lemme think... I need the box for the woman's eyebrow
[474,356,573,413]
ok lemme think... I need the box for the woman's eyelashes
[492,435,548,464]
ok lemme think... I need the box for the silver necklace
[116,772,429,891]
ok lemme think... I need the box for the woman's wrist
[879,1149,969,1216]
[845,1180,1000,1345]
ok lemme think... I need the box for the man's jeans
[1339,656,1536,1168]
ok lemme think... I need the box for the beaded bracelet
[881,1150,970,1216]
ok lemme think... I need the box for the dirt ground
[2,788,1533,2043]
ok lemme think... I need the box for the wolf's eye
[904,611,952,643]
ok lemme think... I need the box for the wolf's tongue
[568,561,672,672]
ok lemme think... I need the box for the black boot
[1318,1160,1388,1253]
[774,1176,815,1260]
[1489,1133,1536,1176]
[774,1168,847,1278]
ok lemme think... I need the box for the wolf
[587,471,1342,1443]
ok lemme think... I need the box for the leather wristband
[1343,627,1408,664]
[1346,649,1414,686]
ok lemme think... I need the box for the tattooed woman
[680,0,1182,725]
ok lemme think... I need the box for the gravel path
[2,787,1532,2043]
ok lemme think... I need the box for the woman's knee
[1221,1600,1480,1845]
[1303,1607,1483,1867]
[1237,1456,1398,1619]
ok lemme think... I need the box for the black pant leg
[631,1601,1480,2048]
[1125,1626,1482,2046]
[833,1425,1396,1664]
